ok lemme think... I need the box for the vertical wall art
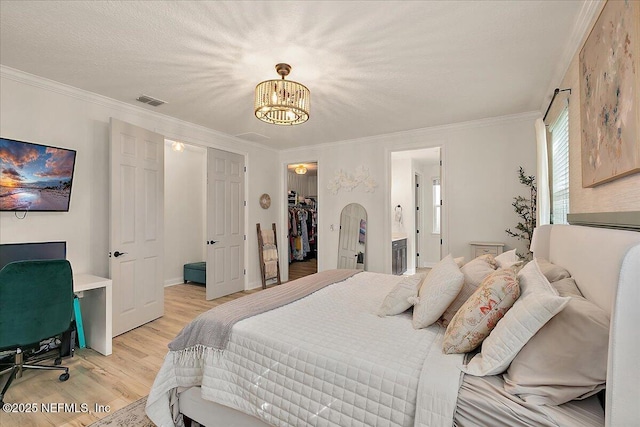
[579,0,640,187]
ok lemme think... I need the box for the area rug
[88,396,155,427]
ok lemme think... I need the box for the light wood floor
[0,284,262,427]
[287,258,317,281]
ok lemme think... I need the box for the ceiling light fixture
[255,63,310,125]
[295,164,308,175]
[171,141,185,152]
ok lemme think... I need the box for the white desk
[73,274,112,356]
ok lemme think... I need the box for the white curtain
[535,117,550,226]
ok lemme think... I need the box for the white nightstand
[470,242,505,258]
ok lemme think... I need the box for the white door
[206,148,245,300]
[110,118,164,336]
[337,204,361,269]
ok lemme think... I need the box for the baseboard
[423,262,438,268]
[164,278,184,287]
[245,281,263,291]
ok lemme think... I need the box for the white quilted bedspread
[147,272,464,427]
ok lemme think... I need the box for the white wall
[164,142,206,286]
[418,162,441,267]
[0,68,279,290]
[280,112,538,274]
[391,156,414,273]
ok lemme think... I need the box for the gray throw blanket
[169,269,360,354]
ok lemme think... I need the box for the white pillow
[495,249,521,268]
[412,255,464,329]
[462,259,569,376]
[378,274,425,316]
[454,256,465,267]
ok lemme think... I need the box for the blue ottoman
[184,262,206,284]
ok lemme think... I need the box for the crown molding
[1,65,540,155]
[539,0,603,113]
[0,65,278,153]
[281,110,541,154]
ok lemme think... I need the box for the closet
[287,163,318,280]
[288,198,317,262]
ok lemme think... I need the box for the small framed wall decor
[259,193,271,209]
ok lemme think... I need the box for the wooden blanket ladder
[257,223,281,289]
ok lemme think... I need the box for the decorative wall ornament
[579,0,640,187]
[259,193,271,209]
[327,166,378,195]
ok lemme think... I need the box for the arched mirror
[337,203,367,270]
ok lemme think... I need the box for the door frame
[159,131,249,291]
[280,159,319,283]
[414,171,423,269]
[386,143,447,274]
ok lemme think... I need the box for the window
[549,107,569,224]
[432,177,441,234]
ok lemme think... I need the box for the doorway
[390,147,441,274]
[164,140,246,299]
[286,162,318,281]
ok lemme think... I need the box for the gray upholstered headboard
[530,224,640,427]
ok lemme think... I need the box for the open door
[206,148,245,300]
[110,118,164,336]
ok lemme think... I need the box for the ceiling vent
[235,132,271,143]
[136,94,167,107]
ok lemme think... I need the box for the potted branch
[505,167,537,260]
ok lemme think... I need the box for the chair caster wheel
[54,358,62,365]
[59,372,70,381]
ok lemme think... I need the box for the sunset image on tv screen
[0,138,76,211]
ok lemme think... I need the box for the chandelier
[295,164,308,175]
[255,63,310,125]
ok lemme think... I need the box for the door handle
[207,241,219,245]
[113,251,128,258]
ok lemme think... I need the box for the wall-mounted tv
[0,137,77,212]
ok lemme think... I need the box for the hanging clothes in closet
[288,203,317,262]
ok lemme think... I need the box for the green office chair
[0,259,75,404]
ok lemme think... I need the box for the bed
[146,224,640,427]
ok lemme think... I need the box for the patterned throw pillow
[442,268,520,354]
[439,254,498,327]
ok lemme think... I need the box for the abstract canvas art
[579,0,640,187]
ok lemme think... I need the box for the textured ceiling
[0,1,592,150]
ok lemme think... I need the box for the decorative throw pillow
[536,258,571,283]
[454,256,465,267]
[494,249,522,269]
[378,274,425,316]
[442,268,520,354]
[503,277,609,405]
[462,260,570,376]
[439,254,497,327]
[412,255,464,329]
